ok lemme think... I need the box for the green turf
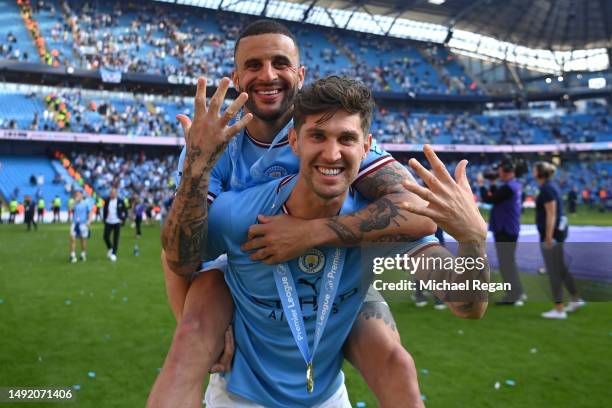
[1,222,611,408]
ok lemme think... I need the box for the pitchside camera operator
[477,157,527,305]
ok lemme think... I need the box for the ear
[362,133,372,161]
[231,70,239,90]
[297,65,305,90]
[288,127,299,156]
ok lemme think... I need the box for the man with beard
[148,21,436,408]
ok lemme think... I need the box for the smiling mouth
[255,89,282,95]
[316,166,344,176]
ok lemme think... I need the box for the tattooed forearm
[326,218,361,245]
[359,197,407,232]
[373,234,417,242]
[161,142,226,275]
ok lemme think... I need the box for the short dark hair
[293,76,374,135]
[234,19,299,60]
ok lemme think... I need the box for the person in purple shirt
[478,157,526,305]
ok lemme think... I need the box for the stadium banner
[0,129,183,146]
[362,241,612,303]
[380,142,612,153]
[1,129,610,151]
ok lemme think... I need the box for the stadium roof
[297,0,612,52]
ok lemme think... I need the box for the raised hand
[400,145,487,244]
[184,77,253,174]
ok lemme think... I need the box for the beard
[239,80,298,122]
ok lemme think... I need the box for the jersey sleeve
[176,145,231,205]
[208,149,231,205]
[205,192,232,261]
[353,137,395,186]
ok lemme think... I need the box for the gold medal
[306,362,314,393]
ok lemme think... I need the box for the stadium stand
[0,155,73,209]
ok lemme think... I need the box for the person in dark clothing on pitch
[103,187,127,262]
[478,157,527,305]
[24,195,37,231]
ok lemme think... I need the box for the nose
[319,140,342,163]
[259,61,278,83]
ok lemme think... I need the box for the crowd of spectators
[14,0,476,96]
[68,151,178,211]
[1,87,610,145]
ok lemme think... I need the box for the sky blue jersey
[175,119,395,203]
[72,199,93,224]
[206,175,438,407]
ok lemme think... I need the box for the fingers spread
[193,76,207,118]
[455,160,472,192]
[209,77,231,115]
[408,158,440,191]
[227,113,253,138]
[220,92,249,126]
[397,200,437,220]
[176,114,192,141]
[402,180,444,207]
[423,144,453,184]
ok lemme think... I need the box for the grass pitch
[1,218,611,407]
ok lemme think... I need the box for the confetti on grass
[65,299,72,305]
[356,402,366,408]
[505,380,516,386]
[72,385,81,391]
[420,368,429,375]
[88,371,96,379]
[494,381,501,390]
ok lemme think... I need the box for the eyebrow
[243,54,294,67]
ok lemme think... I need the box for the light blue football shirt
[72,199,92,224]
[206,175,439,407]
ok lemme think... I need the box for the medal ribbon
[273,246,346,392]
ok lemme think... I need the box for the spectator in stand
[567,187,578,214]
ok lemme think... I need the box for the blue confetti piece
[356,402,366,408]
[111,289,117,295]
[505,379,516,386]
[88,371,96,378]
[0,298,4,304]
[420,368,429,375]
[421,394,427,401]
[65,299,72,305]
[122,296,128,302]
[72,384,81,391]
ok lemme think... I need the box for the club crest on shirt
[298,249,325,275]
[264,165,288,179]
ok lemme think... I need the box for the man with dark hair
[103,187,127,262]
[192,76,487,406]
[149,20,437,408]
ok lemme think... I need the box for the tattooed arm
[161,77,252,275]
[323,160,437,246]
